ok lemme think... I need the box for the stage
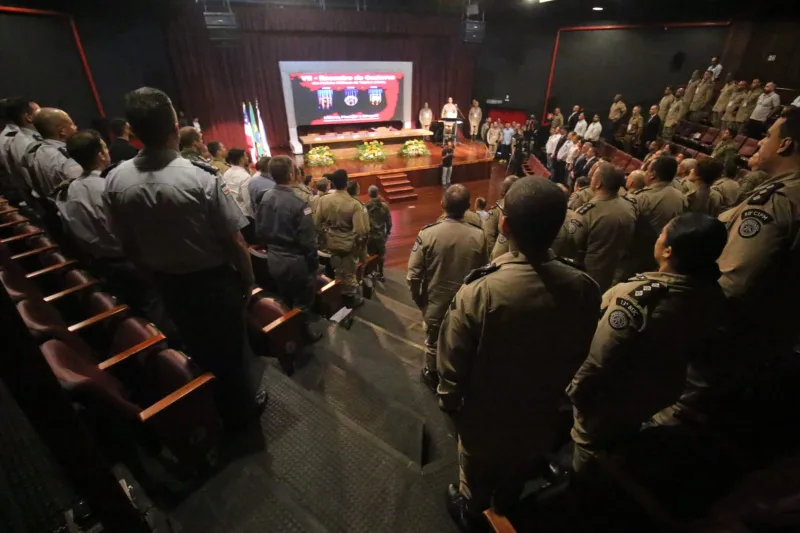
[299,140,494,202]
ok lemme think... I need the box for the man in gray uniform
[103,87,264,429]
[4,97,42,205]
[255,155,321,342]
[0,98,19,200]
[407,184,487,391]
[26,108,82,198]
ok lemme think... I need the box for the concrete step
[386,192,418,203]
[384,185,415,194]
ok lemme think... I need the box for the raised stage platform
[299,128,433,153]
[300,140,493,203]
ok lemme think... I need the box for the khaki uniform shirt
[684,79,701,105]
[711,140,739,163]
[687,186,724,216]
[571,195,637,292]
[717,171,800,362]
[551,113,564,129]
[468,106,482,126]
[626,115,643,140]
[735,170,769,205]
[210,157,230,176]
[735,89,762,123]
[568,186,593,211]
[419,108,433,128]
[365,198,392,242]
[313,189,369,254]
[482,200,504,256]
[609,101,627,122]
[690,80,715,111]
[486,127,501,145]
[628,182,687,276]
[406,217,486,322]
[658,94,676,122]
[552,210,582,259]
[665,99,686,127]
[712,82,738,113]
[722,91,747,122]
[568,272,728,447]
[711,177,740,208]
[438,249,600,456]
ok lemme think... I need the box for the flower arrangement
[399,139,430,158]
[356,140,387,162]
[305,146,335,167]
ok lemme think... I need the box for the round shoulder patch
[608,309,630,330]
[498,234,507,244]
[568,218,581,234]
[738,218,761,239]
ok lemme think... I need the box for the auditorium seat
[731,134,748,151]
[316,275,343,319]
[625,159,643,174]
[40,339,221,473]
[696,153,709,160]
[674,121,692,139]
[699,128,721,149]
[0,223,44,253]
[611,151,632,169]
[685,149,699,159]
[483,509,516,533]
[247,288,304,375]
[739,138,760,159]
[0,210,28,234]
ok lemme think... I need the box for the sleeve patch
[608,309,631,330]
[738,209,773,239]
[411,235,422,252]
[498,234,507,244]
[303,206,313,215]
[615,297,642,325]
[221,184,231,195]
[568,219,582,234]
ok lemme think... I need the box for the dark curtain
[167,6,477,150]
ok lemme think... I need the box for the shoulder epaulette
[622,194,637,204]
[58,147,69,158]
[421,220,442,231]
[555,256,584,271]
[100,160,122,178]
[576,202,596,216]
[632,188,646,195]
[27,142,43,155]
[627,279,669,308]
[190,160,220,176]
[4,131,18,137]
[466,219,483,230]
[464,263,500,284]
[748,182,785,205]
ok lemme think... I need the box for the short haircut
[651,156,679,182]
[680,158,698,174]
[268,155,294,185]
[110,118,128,138]
[664,213,728,280]
[207,141,223,157]
[575,176,590,189]
[627,170,646,190]
[5,97,35,125]
[316,177,330,192]
[368,185,379,198]
[346,180,359,196]
[255,156,271,173]
[500,175,520,198]
[304,173,312,186]
[329,169,348,190]
[596,164,626,192]
[33,108,68,139]
[723,157,739,179]
[694,158,724,185]
[778,106,800,155]
[66,129,103,170]
[475,197,487,210]
[179,126,201,150]
[504,177,567,255]
[443,184,471,218]
[225,148,246,166]
[124,87,177,147]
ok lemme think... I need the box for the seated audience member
[713,159,742,209]
[60,129,179,342]
[568,176,592,211]
[734,152,769,204]
[584,114,603,142]
[408,184,487,393]
[574,112,588,137]
[687,157,725,216]
[625,156,687,278]
[474,197,489,221]
[178,126,206,163]
[255,155,320,341]
[626,170,647,195]
[207,140,230,176]
[642,139,665,168]
[710,128,739,164]
[569,163,637,292]
[483,175,520,258]
[675,152,685,164]
[365,185,392,280]
[222,148,254,221]
[673,158,697,194]
[108,118,139,163]
[314,169,369,308]
[247,156,274,212]
[568,213,729,473]
[438,177,601,529]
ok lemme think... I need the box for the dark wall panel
[548,26,728,121]
[0,12,98,127]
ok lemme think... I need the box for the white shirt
[442,103,458,119]
[750,92,781,122]
[557,140,574,162]
[792,96,800,107]
[584,121,602,141]
[545,134,562,156]
[707,63,723,81]
[222,165,254,217]
[574,120,588,136]
[567,144,581,165]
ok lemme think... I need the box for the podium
[438,118,463,146]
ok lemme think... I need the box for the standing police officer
[26,108,82,198]
[408,184,486,392]
[255,155,321,342]
[4,98,42,205]
[483,175,519,257]
[437,177,600,530]
[365,185,392,280]
[103,87,265,429]
[314,169,369,308]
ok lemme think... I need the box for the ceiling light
[540,0,555,3]
[593,6,604,10]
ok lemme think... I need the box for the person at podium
[419,102,433,140]
[442,97,458,143]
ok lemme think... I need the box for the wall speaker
[204,11,240,44]
[463,20,485,44]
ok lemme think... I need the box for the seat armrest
[26,260,78,279]
[1,230,43,245]
[67,305,129,333]
[44,280,98,303]
[98,333,167,371]
[11,244,58,261]
[138,373,216,423]
[261,308,302,336]
[483,509,516,533]
[0,219,27,230]
[0,207,18,216]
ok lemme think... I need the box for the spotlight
[592,6,604,10]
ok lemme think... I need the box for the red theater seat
[731,135,747,150]
[625,159,643,174]
[247,289,304,375]
[685,149,699,159]
[739,138,760,159]
[316,275,343,319]
[699,128,721,148]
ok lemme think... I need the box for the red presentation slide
[290,72,405,126]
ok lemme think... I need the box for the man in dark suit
[567,105,581,131]
[641,105,661,157]
[108,118,139,163]
[574,146,598,179]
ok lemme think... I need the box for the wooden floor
[383,160,509,269]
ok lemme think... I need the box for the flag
[248,102,262,158]
[242,102,256,162]
[255,100,271,157]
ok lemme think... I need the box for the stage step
[386,192,418,203]
[384,185,415,194]
[378,173,409,182]
[378,172,417,203]
[381,178,411,187]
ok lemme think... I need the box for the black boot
[421,367,439,393]
[344,293,365,309]
[446,484,486,532]
[303,323,323,343]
